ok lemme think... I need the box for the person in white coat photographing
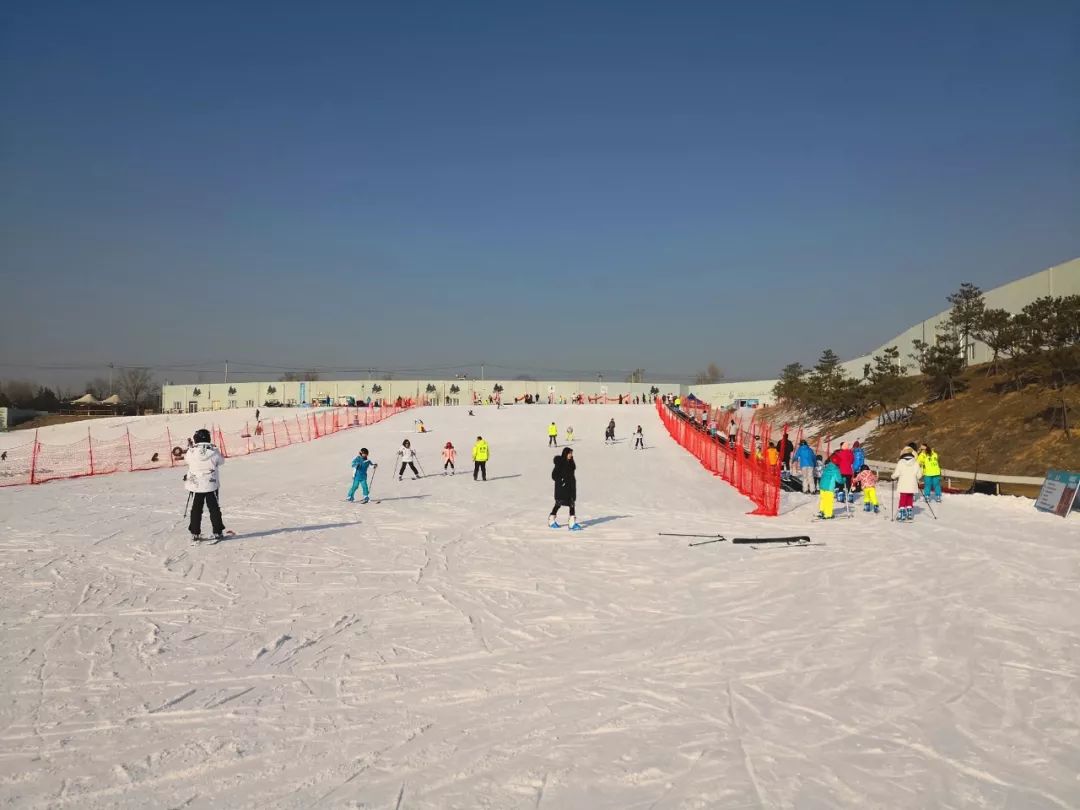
[185,428,227,541]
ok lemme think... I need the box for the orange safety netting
[1,404,413,488]
[656,399,782,516]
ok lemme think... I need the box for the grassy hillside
[863,368,1078,478]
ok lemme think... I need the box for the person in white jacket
[185,428,227,541]
[397,439,421,481]
[891,445,923,522]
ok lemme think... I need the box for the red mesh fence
[656,399,782,516]
[0,404,412,488]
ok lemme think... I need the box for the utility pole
[224,360,229,384]
[108,362,114,395]
[481,363,485,381]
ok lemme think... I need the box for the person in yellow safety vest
[548,422,558,447]
[674,396,682,409]
[765,442,779,466]
[917,444,942,503]
[472,436,489,481]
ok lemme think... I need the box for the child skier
[347,448,377,503]
[633,425,644,449]
[605,418,616,444]
[549,447,581,531]
[918,444,942,503]
[548,422,558,447]
[565,426,574,443]
[185,428,227,542]
[442,441,456,475]
[853,464,879,513]
[814,454,824,491]
[892,446,923,521]
[817,453,843,519]
[851,441,866,488]
[396,439,421,480]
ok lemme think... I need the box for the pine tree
[911,329,966,400]
[945,282,986,366]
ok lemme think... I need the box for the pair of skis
[659,532,822,549]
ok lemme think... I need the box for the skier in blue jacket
[794,439,817,494]
[347,448,377,503]
[851,441,866,489]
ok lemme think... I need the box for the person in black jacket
[548,447,582,531]
[777,432,794,471]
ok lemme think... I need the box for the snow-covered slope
[1,404,1077,808]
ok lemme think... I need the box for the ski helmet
[360,447,369,455]
[193,428,212,444]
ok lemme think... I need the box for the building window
[286,398,297,406]
[245,400,254,408]
[228,400,237,409]
[188,401,199,413]
[173,401,182,412]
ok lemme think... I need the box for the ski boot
[569,522,583,531]
[346,497,354,502]
[873,505,879,514]
[549,517,560,529]
[190,533,204,544]
[360,497,369,504]
[209,533,226,545]
[837,491,846,503]
[863,502,873,512]
[398,476,403,482]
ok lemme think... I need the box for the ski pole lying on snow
[687,537,728,547]
[659,532,726,539]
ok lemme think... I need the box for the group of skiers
[344,436,492,502]
[809,439,942,521]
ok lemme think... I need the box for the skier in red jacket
[834,441,856,502]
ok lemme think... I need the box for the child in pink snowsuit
[442,442,457,475]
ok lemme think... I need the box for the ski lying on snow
[749,542,826,550]
[731,536,810,545]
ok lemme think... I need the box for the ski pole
[921,489,938,520]
[688,537,728,547]
[368,466,378,494]
[890,479,896,522]
[183,491,192,518]
[659,532,726,539]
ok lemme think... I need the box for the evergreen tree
[945,282,986,366]
[911,328,967,400]
[973,308,1021,376]
[864,346,920,415]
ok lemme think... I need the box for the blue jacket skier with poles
[347,448,377,503]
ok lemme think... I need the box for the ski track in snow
[1,405,1078,808]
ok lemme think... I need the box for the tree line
[773,283,1080,433]
[0,368,157,412]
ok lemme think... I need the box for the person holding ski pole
[633,425,644,449]
[397,439,421,480]
[834,441,855,502]
[472,435,489,481]
[892,445,923,521]
[347,447,377,503]
[918,444,942,503]
[549,447,581,531]
[565,425,574,443]
[853,464,879,513]
[185,428,227,542]
[442,441,456,475]
[548,422,558,447]
[817,453,843,520]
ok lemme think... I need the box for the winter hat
[403,439,411,447]
[859,464,870,473]
[445,441,453,449]
[193,428,211,444]
[360,447,369,455]
[853,440,861,448]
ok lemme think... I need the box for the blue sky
[2,1,1077,386]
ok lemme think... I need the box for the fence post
[296,414,304,441]
[167,426,175,466]
[87,426,95,475]
[126,427,134,471]
[30,430,40,484]
[272,420,279,448]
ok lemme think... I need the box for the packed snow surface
[1,405,1078,808]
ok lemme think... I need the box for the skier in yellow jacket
[917,445,942,503]
[472,436,489,481]
[547,422,558,447]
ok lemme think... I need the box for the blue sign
[1035,469,1080,518]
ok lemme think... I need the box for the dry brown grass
[862,369,1078,477]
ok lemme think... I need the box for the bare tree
[119,367,155,409]
[693,363,723,385]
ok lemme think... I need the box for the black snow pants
[189,491,225,536]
